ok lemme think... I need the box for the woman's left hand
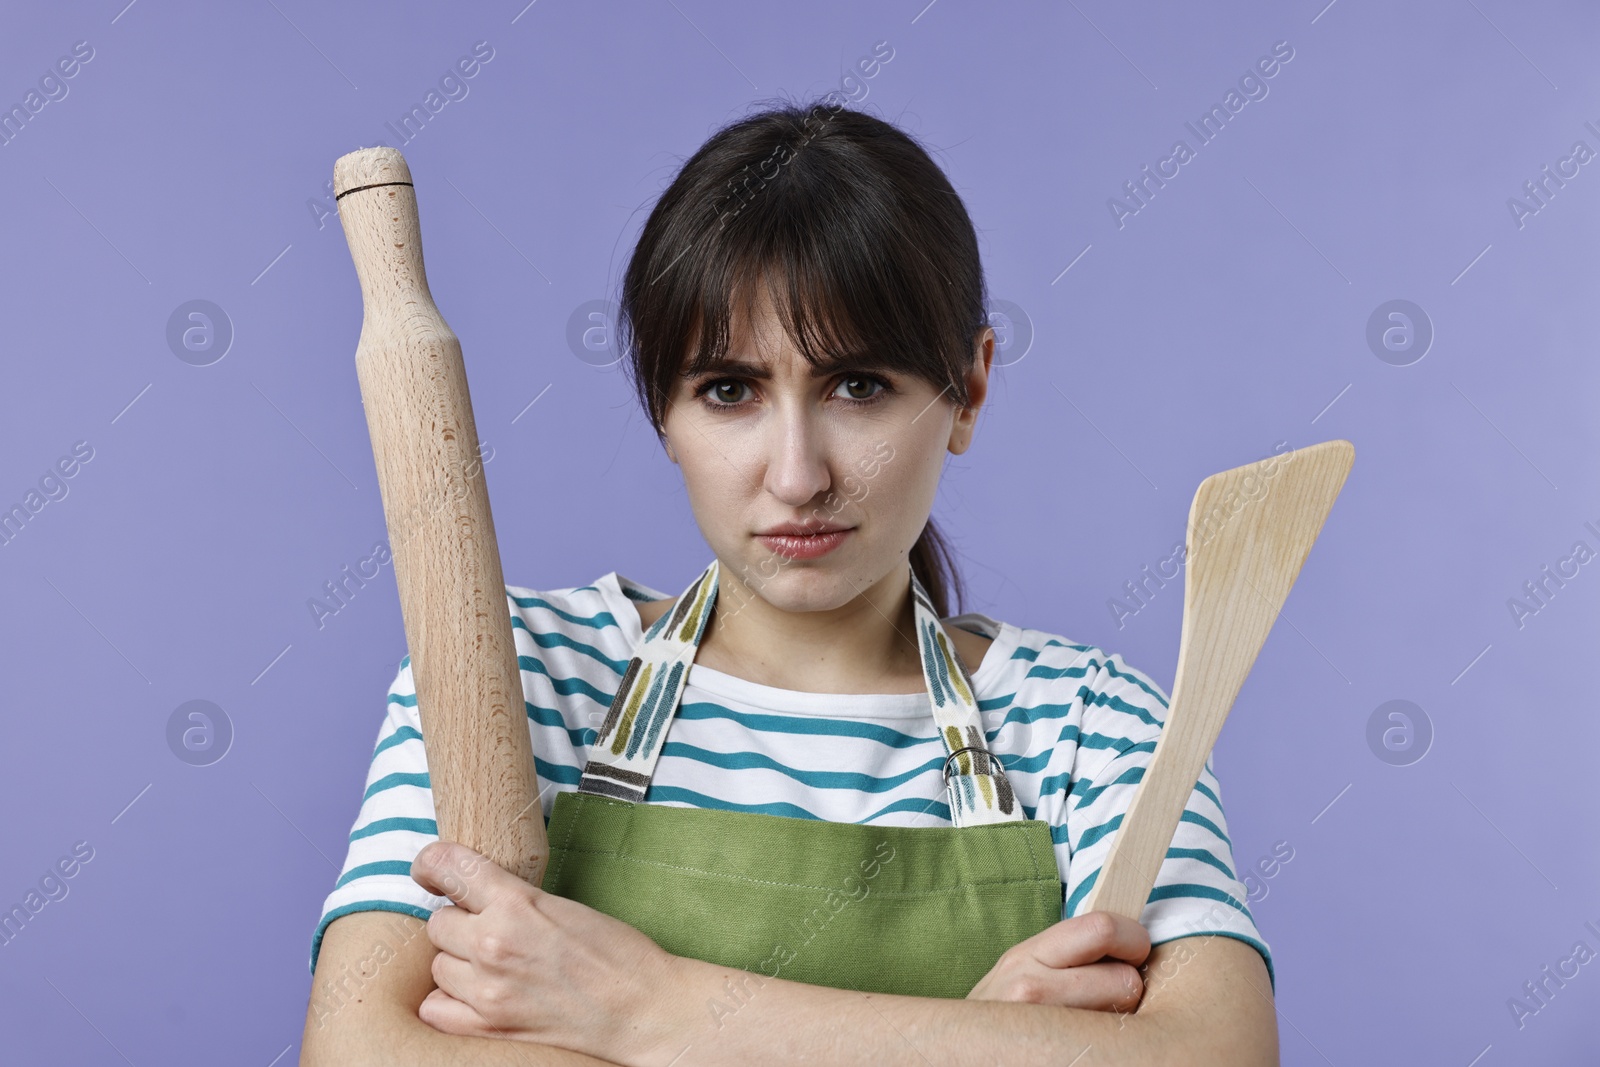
[410,840,684,1065]
[966,910,1151,1013]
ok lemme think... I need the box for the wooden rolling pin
[1082,439,1354,920]
[334,146,547,887]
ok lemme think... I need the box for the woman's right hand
[965,910,1151,1013]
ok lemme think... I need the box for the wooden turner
[1080,438,1354,920]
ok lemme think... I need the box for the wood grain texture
[1081,439,1355,921]
[334,146,547,886]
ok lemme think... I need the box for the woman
[302,101,1279,1065]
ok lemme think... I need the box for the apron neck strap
[577,558,1024,826]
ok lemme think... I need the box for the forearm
[657,957,1182,1067]
[303,909,628,1067]
[394,1018,626,1067]
[305,1006,624,1067]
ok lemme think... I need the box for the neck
[698,561,923,694]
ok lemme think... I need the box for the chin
[725,548,891,612]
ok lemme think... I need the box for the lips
[754,527,852,560]
[756,521,852,536]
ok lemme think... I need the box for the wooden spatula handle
[1081,439,1353,921]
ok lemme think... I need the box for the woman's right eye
[694,378,749,407]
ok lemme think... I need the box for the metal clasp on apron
[942,744,990,781]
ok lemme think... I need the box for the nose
[760,402,833,509]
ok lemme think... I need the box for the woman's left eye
[833,374,890,403]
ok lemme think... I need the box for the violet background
[1,1,1595,1063]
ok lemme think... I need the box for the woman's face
[659,282,994,616]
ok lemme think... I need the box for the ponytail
[909,518,965,620]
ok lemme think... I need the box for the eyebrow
[685,353,889,379]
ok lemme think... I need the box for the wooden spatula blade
[1079,439,1354,922]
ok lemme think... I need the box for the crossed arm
[644,922,1278,1066]
[301,845,1279,1067]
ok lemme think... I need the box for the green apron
[539,557,1062,999]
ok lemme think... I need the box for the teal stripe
[374,725,421,757]
[1070,812,1121,851]
[1063,864,1102,916]
[334,860,414,889]
[1040,737,1222,811]
[1062,863,1245,920]
[506,593,627,632]
[976,705,1072,769]
[1013,637,1096,664]
[1165,846,1237,881]
[1066,808,1232,853]
[376,700,601,751]
[642,784,941,824]
[362,761,582,801]
[511,617,631,675]
[1007,752,1055,776]
[525,701,595,748]
[966,687,1017,713]
[984,699,1080,736]
[1148,882,1249,912]
[677,700,960,747]
[1177,808,1231,848]
[677,699,1087,752]
[1100,657,1170,708]
[350,816,436,841]
[535,755,583,786]
[1024,651,1172,710]
[1047,651,1170,708]
[1031,729,1159,795]
[1070,755,1156,809]
[1069,722,1153,755]
[1033,737,1152,797]
[1023,661,1097,683]
[309,900,432,976]
[517,655,618,707]
[659,742,946,794]
[364,771,429,801]
[1083,686,1161,729]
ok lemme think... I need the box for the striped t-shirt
[310,570,1275,991]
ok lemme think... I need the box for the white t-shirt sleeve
[307,655,449,976]
[1056,646,1275,992]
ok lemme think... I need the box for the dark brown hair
[617,98,989,618]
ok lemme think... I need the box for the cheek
[675,442,761,533]
[843,429,940,512]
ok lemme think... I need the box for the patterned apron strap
[907,566,1023,827]
[577,557,1024,827]
[575,562,716,802]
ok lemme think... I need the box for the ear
[665,440,678,464]
[948,327,995,456]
